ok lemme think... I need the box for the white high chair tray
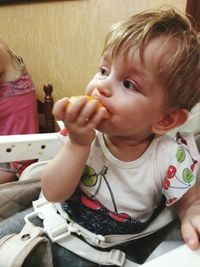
[142,244,200,266]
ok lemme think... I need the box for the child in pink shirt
[0,42,38,183]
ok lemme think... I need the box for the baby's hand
[53,96,108,146]
[181,199,200,250]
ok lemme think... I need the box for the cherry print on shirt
[81,165,131,222]
[163,134,197,205]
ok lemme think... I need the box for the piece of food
[68,95,98,106]
[68,95,109,118]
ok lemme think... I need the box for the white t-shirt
[61,131,199,235]
[79,132,199,222]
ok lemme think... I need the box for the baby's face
[86,37,167,140]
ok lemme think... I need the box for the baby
[42,8,200,265]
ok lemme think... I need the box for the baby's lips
[67,95,109,118]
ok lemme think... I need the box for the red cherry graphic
[191,163,195,171]
[163,178,170,190]
[81,194,101,210]
[166,165,177,178]
[191,161,197,172]
[108,211,130,222]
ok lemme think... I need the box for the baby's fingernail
[187,239,196,248]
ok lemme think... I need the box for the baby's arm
[41,96,107,202]
[176,183,200,249]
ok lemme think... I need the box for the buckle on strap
[28,197,105,246]
[25,198,72,242]
[108,249,126,266]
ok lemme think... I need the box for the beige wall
[0,0,186,101]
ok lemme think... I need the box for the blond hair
[103,9,200,111]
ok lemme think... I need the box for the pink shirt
[0,71,38,135]
[0,70,39,177]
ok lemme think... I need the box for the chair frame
[37,83,55,133]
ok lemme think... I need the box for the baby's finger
[53,97,69,120]
[86,106,107,128]
[181,220,200,250]
[66,96,88,123]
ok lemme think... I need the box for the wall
[0,0,186,100]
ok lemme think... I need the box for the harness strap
[21,197,176,266]
[0,222,137,267]
[0,221,53,267]
[25,198,138,266]
[56,233,131,266]
[31,197,176,248]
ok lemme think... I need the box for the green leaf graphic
[182,168,194,184]
[176,146,186,163]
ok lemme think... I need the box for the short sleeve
[162,132,200,206]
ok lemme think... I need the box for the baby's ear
[151,109,188,135]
